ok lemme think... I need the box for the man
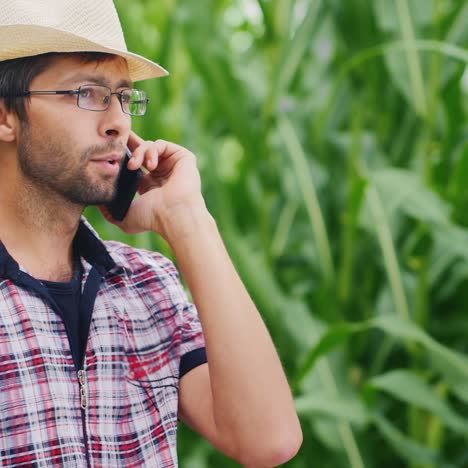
[0,1,302,467]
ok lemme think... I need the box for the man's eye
[79,88,92,98]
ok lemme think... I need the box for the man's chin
[65,186,116,207]
[86,178,117,202]
[61,172,118,206]
[85,191,116,206]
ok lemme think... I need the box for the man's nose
[99,93,131,137]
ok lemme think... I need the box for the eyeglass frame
[3,84,149,116]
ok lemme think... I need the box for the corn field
[84,0,468,466]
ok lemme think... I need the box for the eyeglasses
[8,84,149,116]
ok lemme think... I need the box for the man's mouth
[91,153,123,163]
[89,153,123,174]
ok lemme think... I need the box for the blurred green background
[85,0,468,466]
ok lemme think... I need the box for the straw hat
[0,0,169,82]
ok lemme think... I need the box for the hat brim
[0,25,169,82]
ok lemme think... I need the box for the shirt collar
[0,217,117,280]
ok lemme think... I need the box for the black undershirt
[41,261,85,367]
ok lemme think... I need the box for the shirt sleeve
[178,303,208,378]
[157,254,207,378]
[107,241,208,381]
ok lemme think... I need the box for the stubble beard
[17,122,119,206]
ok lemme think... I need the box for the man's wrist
[157,197,216,247]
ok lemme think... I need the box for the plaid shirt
[0,219,207,467]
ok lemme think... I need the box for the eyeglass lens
[77,85,147,116]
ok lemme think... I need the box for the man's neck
[0,179,83,282]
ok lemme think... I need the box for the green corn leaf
[373,0,434,31]
[365,185,410,321]
[446,2,468,47]
[369,369,468,438]
[278,116,335,281]
[430,224,468,298]
[373,315,468,388]
[256,0,275,39]
[372,413,452,467]
[452,382,468,406]
[318,38,468,144]
[373,0,429,115]
[294,322,367,388]
[395,0,427,116]
[295,393,369,427]
[296,315,468,395]
[274,0,324,96]
[364,169,450,227]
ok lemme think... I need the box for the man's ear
[0,100,19,143]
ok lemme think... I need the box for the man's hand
[100,131,205,238]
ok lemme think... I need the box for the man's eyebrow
[59,74,133,89]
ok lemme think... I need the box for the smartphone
[105,147,143,221]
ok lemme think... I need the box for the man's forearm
[161,201,302,462]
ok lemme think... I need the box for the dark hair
[0,52,117,121]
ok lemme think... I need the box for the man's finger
[126,131,145,152]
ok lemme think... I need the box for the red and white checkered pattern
[0,229,206,467]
